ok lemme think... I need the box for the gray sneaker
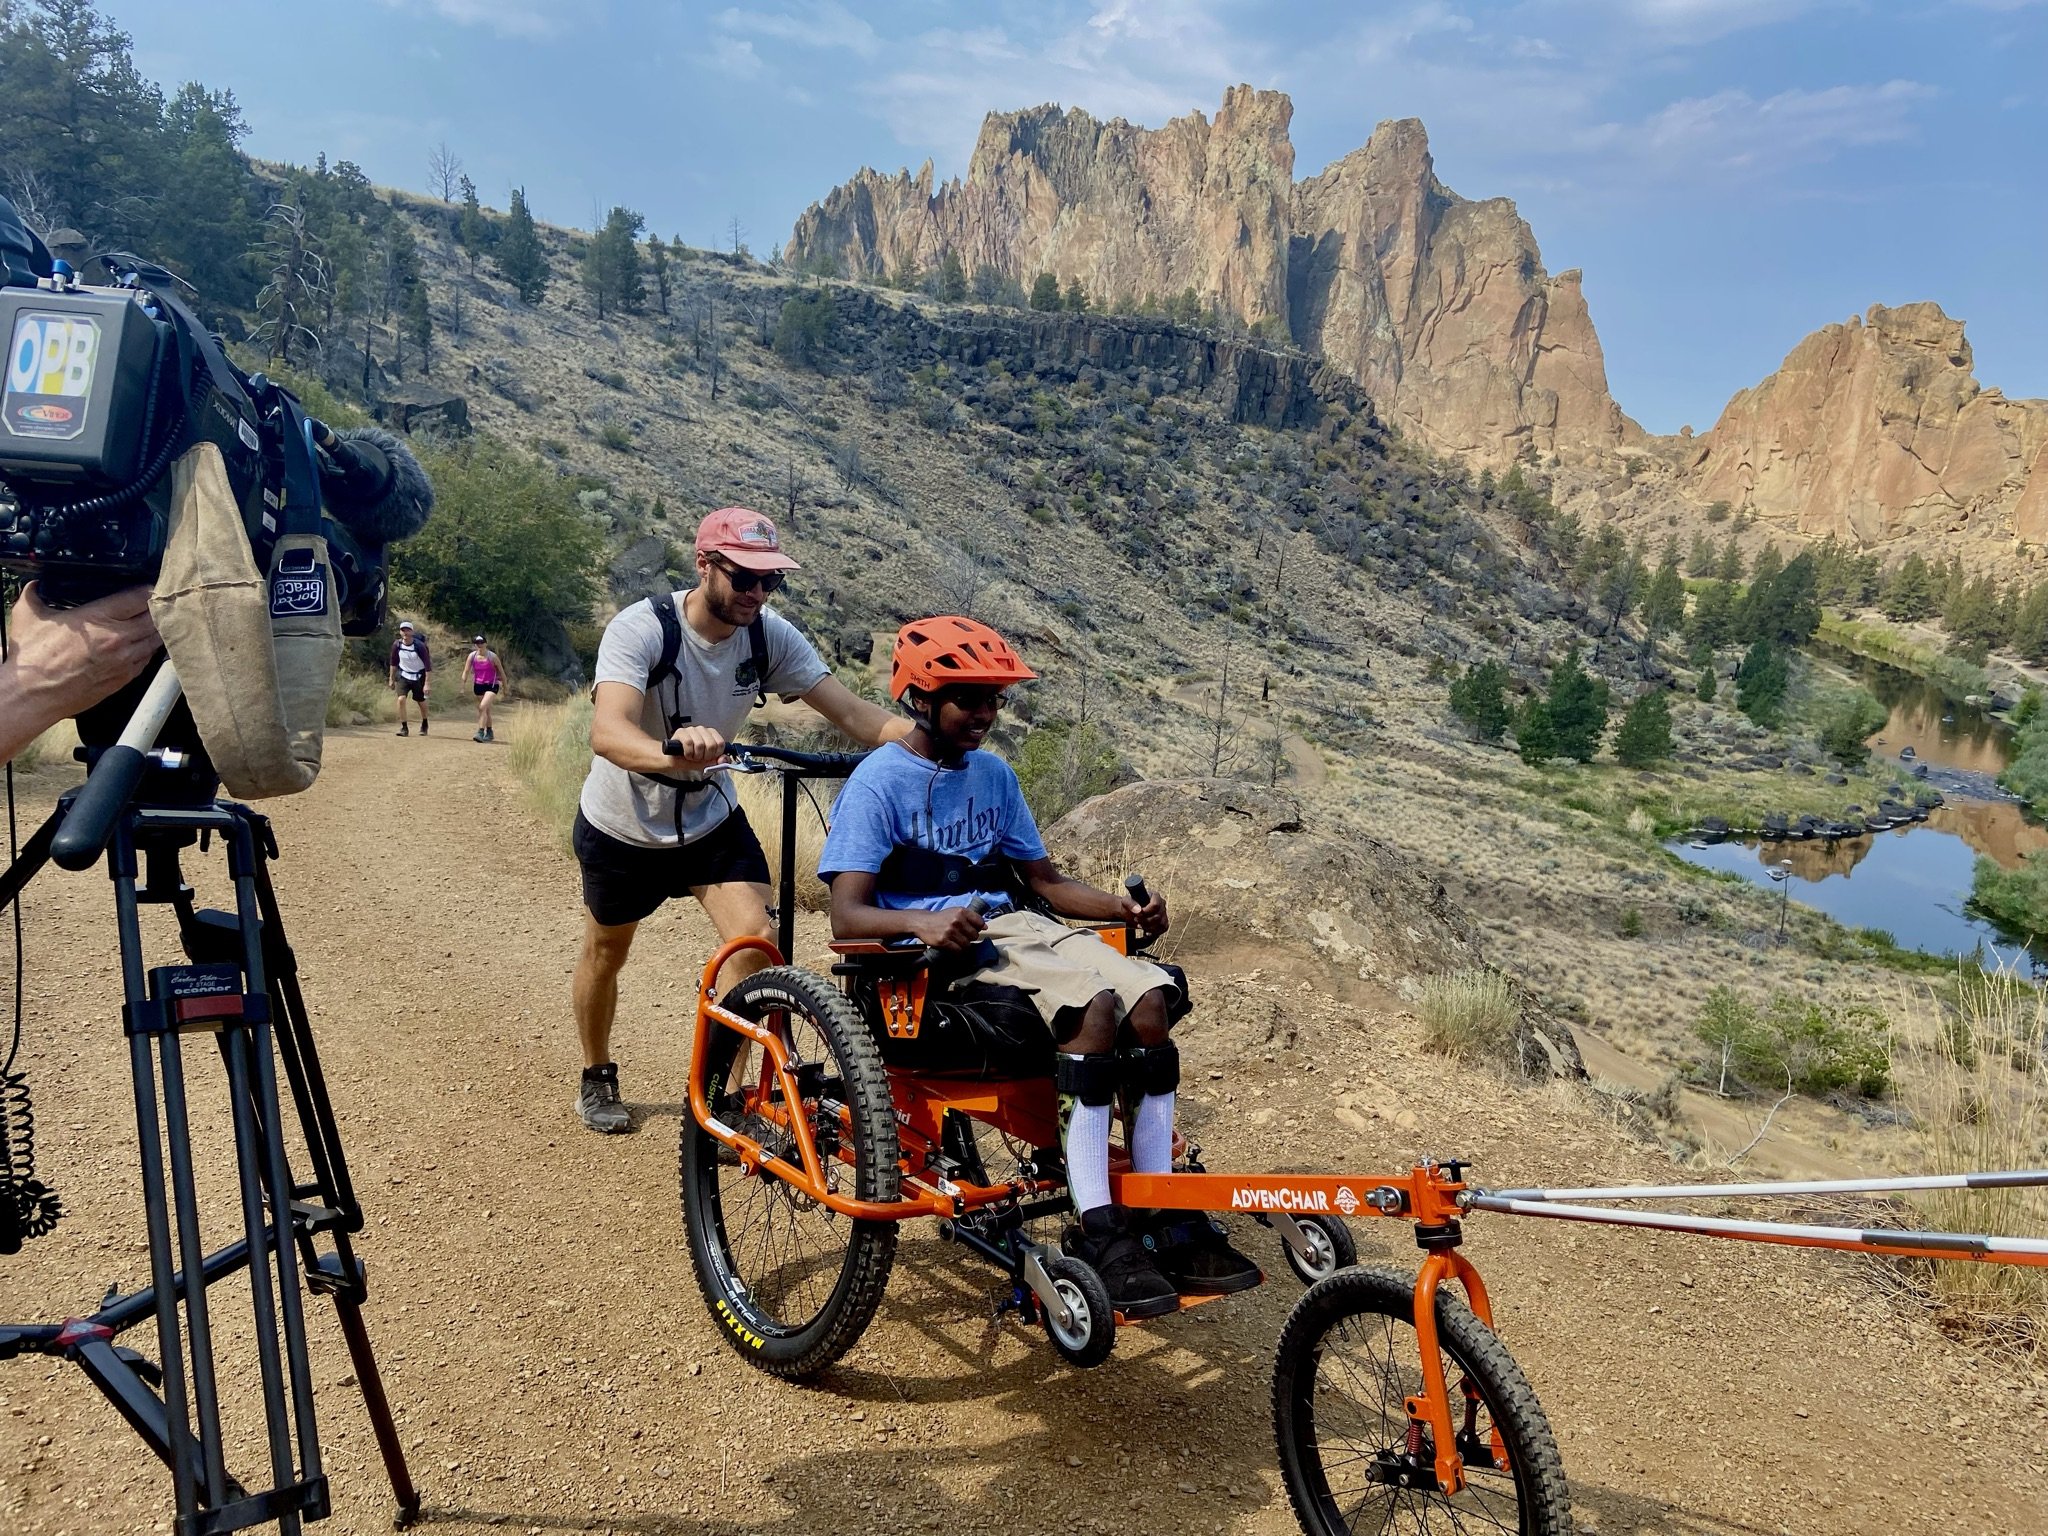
[576,1063,631,1133]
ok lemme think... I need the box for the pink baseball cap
[695,506,799,572]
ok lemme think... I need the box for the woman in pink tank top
[463,635,506,742]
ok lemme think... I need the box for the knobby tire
[1273,1264,1570,1536]
[679,966,899,1380]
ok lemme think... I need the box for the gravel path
[3,717,2043,1534]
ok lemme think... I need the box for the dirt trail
[3,714,2045,1535]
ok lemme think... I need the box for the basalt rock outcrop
[1676,302,2048,545]
[790,88,1637,469]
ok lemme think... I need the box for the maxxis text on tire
[679,965,900,1380]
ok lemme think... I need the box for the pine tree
[457,174,488,274]
[937,250,967,302]
[1029,272,1061,311]
[646,233,671,316]
[1880,553,1937,622]
[2012,583,2048,664]
[1715,534,1746,584]
[1642,553,1687,651]
[1614,690,1674,768]
[579,205,644,319]
[379,218,419,323]
[1696,666,1717,703]
[1514,698,1557,766]
[1063,275,1089,313]
[405,278,432,377]
[1448,660,1512,744]
[497,186,549,305]
[1545,647,1610,762]
[1736,638,1789,727]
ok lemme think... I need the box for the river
[1668,645,2045,968]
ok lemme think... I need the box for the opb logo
[8,311,99,399]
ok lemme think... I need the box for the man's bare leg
[573,914,639,1069]
[693,880,777,994]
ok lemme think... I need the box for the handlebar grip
[922,893,992,967]
[1124,873,1151,908]
[52,744,150,870]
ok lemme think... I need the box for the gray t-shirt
[578,594,829,848]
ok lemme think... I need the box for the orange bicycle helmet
[889,616,1038,700]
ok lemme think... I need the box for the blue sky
[115,0,2045,434]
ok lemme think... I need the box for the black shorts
[395,676,426,701]
[473,681,499,696]
[572,809,772,928]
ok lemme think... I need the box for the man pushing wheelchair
[818,615,1261,1317]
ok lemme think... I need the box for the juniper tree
[496,186,549,304]
[457,175,488,273]
[1029,272,1061,311]
[1613,689,1673,768]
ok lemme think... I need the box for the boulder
[371,389,470,437]
[1048,778,1478,987]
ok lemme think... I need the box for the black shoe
[396,723,408,736]
[1064,1207,1178,1320]
[419,719,428,735]
[576,1063,631,1134]
[1138,1210,1263,1295]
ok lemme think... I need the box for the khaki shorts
[958,910,1175,1026]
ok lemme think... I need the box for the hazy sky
[114,0,2046,434]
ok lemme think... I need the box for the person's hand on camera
[912,904,988,952]
[664,725,726,768]
[0,582,160,765]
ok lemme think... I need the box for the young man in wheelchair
[818,616,1260,1318]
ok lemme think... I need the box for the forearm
[0,662,57,764]
[1031,873,1123,922]
[590,719,684,775]
[831,896,924,941]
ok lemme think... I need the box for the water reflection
[1672,830,2037,970]
[1829,644,2015,779]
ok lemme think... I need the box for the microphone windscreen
[327,426,434,545]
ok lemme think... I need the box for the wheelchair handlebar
[659,740,871,779]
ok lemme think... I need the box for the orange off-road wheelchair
[678,747,2048,1536]
[676,746,1358,1380]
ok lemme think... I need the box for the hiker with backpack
[569,507,911,1133]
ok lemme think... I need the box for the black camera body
[0,280,271,596]
[0,253,389,635]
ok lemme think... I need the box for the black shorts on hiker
[573,809,772,927]
[395,676,426,701]
[473,681,498,696]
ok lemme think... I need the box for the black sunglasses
[936,685,1009,711]
[710,558,785,595]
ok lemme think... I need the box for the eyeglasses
[710,557,785,595]
[937,686,1009,712]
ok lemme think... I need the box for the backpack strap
[647,592,684,701]
[635,592,715,794]
[748,614,769,709]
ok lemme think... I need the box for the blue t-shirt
[819,742,1049,912]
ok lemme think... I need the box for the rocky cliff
[1677,303,2048,545]
[789,88,1636,469]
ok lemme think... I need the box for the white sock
[1065,1100,1114,1215]
[1132,1091,1176,1175]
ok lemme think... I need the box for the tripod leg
[156,1030,232,1504]
[113,836,203,1531]
[318,1258,422,1526]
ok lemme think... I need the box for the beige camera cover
[149,441,342,797]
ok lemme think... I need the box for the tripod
[0,692,419,1533]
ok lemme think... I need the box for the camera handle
[51,658,185,871]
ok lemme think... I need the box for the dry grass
[731,767,833,913]
[1898,971,2048,1360]
[505,697,592,854]
[327,664,391,727]
[1419,968,1518,1061]
[12,718,79,775]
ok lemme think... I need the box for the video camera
[0,192,431,816]
[0,193,426,630]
